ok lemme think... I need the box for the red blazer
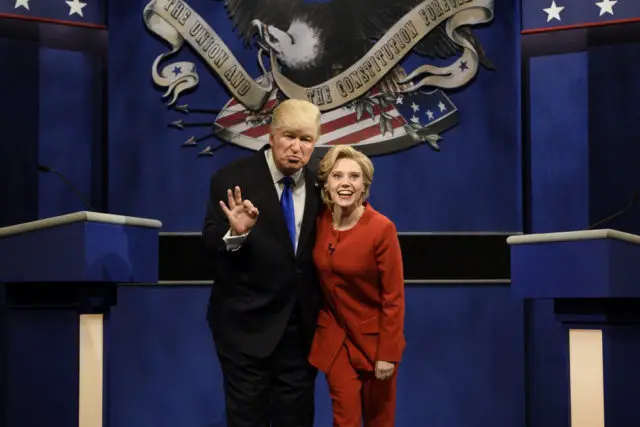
[308,203,405,373]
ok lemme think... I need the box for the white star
[425,110,434,120]
[410,115,420,124]
[595,0,617,16]
[395,95,403,104]
[543,1,564,22]
[66,0,87,17]
[438,102,447,112]
[410,102,419,112]
[14,0,29,10]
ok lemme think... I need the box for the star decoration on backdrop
[543,1,565,22]
[395,92,452,128]
[14,0,29,10]
[66,0,87,17]
[595,0,617,16]
[392,91,456,152]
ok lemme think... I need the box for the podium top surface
[507,228,640,246]
[0,211,163,238]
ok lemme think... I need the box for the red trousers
[325,344,397,427]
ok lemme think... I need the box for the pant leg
[325,344,363,427]
[216,343,272,427]
[361,369,398,427]
[270,318,318,427]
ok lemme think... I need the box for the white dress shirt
[223,149,307,252]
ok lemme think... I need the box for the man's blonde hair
[270,99,322,138]
[317,146,374,206]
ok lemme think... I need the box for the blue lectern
[508,229,640,427]
[0,211,162,427]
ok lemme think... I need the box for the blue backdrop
[107,0,526,426]
[107,0,522,232]
[3,0,640,426]
[1,0,524,426]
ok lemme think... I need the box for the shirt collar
[265,149,304,187]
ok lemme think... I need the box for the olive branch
[403,122,442,151]
[347,92,443,151]
[346,92,396,136]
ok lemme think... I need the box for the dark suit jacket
[202,148,322,358]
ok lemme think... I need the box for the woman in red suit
[308,145,405,427]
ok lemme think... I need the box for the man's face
[269,123,318,175]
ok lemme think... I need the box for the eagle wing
[223,0,305,45]
[352,0,494,68]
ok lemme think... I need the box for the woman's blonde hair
[317,146,374,206]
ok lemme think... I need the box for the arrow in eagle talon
[171,120,214,129]
[197,146,214,157]
[194,141,231,158]
[170,119,184,129]
[172,104,190,114]
[172,105,221,114]
[181,136,197,146]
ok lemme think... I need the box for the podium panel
[0,211,162,427]
[509,229,640,299]
[0,211,160,283]
[508,229,640,427]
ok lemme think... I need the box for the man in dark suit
[202,99,323,427]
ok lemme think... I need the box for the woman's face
[325,158,365,210]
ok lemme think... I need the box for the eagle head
[251,18,323,70]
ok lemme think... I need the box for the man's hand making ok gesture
[219,186,259,236]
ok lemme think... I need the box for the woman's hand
[375,360,395,380]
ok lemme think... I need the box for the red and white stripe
[214,91,408,147]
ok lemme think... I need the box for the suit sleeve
[202,173,231,253]
[375,220,405,363]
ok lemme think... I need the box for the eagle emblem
[143,0,495,157]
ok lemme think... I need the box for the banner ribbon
[143,0,493,111]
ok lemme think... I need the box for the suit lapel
[297,168,320,257]
[252,153,296,258]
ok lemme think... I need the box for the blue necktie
[281,176,296,251]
